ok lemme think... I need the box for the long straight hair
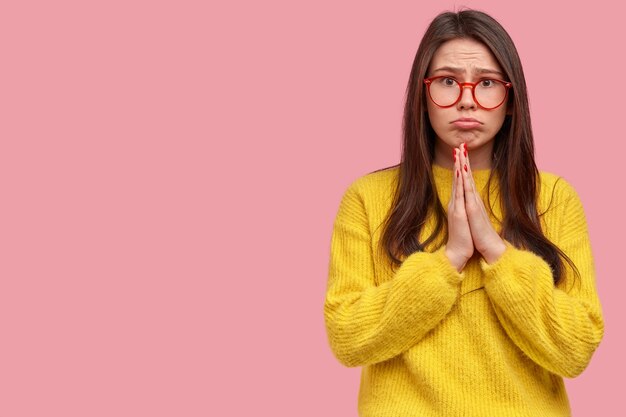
[377,9,578,287]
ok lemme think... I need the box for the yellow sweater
[324,164,604,417]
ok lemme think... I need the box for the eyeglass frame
[423,75,513,110]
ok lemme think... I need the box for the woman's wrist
[444,247,468,273]
[480,238,507,264]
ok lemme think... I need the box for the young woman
[324,9,604,417]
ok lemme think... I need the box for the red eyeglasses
[423,76,512,110]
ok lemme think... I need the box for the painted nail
[464,150,467,157]
[456,170,459,177]
[464,164,468,172]
[463,143,467,150]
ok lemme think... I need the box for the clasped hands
[445,143,507,272]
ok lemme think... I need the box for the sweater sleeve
[323,180,464,368]
[481,179,604,378]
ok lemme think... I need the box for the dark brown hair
[376,9,578,287]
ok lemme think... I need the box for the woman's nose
[457,85,477,109]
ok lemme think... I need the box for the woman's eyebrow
[432,66,505,77]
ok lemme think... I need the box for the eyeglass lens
[429,78,506,108]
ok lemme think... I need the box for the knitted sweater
[324,164,604,417]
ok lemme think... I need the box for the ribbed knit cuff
[479,241,553,289]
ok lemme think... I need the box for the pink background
[1,0,622,415]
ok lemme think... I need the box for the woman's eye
[442,77,456,86]
[480,79,494,87]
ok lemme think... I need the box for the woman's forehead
[429,38,503,74]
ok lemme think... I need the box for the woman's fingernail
[456,170,459,177]
[463,143,467,150]
[464,164,468,172]
[464,150,467,157]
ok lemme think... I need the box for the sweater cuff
[479,241,552,286]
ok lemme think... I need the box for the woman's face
[425,37,511,164]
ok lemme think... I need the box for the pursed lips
[452,117,482,123]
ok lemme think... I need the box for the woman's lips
[452,120,482,129]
